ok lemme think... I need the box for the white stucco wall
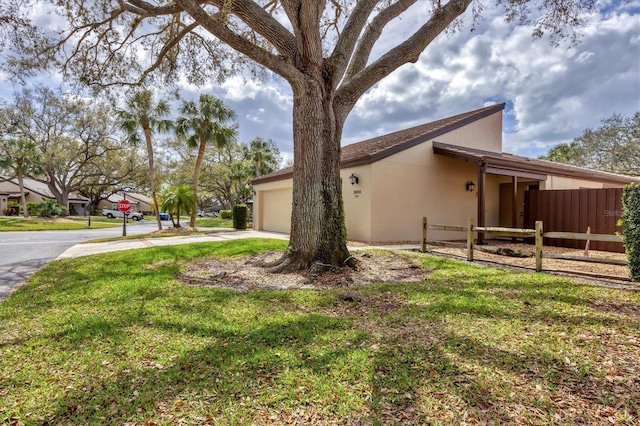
[367,143,500,242]
[341,167,373,241]
[436,111,503,153]
[542,176,604,190]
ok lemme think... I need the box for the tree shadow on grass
[359,273,640,423]
[42,311,364,424]
[4,249,639,424]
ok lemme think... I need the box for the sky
[1,0,639,163]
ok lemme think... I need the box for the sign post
[117,199,132,237]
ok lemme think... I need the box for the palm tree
[175,94,236,228]
[245,137,281,178]
[161,184,197,228]
[116,90,172,230]
[0,138,43,218]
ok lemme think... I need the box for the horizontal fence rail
[543,232,623,243]
[420,217,629,277]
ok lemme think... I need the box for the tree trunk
[143,124,162,231]
[59,193,70,216]
[271,79,350,271]
[189,136,206,228]
[17,167,29,218]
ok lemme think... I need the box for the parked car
[102,209,144,221]
[158,212,170,220]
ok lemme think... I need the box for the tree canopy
[540,112,640,176]
[2,0,600,270]
[0,86,141,211]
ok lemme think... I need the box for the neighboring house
[252,104,640,242]
[97,192,152,215]
[122,193,153,215]
[0,177,90,216]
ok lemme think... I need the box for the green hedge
[622,183,640,281]
[233,204,248,230]
[220,209,232,220]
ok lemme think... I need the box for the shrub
[622,183,640,281]
[220,209,233,220]
[26,202,39,215]
[35,199,64,218]
[232,204,248,230]
[8,201,20,215]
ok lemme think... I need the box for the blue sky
[1,0,638,163]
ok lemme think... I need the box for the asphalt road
[0,219,165,300]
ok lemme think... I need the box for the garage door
[261,188,292,233]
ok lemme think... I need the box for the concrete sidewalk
[57,229,421,259]
[56,230,291,259]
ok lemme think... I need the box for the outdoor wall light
[465,181,475,192]
[349,173,359,185]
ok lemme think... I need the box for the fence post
[421,217,427,253]
[467,217,474,261]
[535,220,543,272]
[584,226,591,257]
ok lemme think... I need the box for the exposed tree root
[265,254,307,274]
[261,249,360,278]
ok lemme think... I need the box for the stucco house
[97,192,153,215]
[0,177,90,216]
[252,104,640,243]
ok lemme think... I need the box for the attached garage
[258,187,292,234]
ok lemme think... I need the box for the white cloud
[344,5,640,158]
[1,2,638,163]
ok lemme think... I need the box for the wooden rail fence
[421,217,626,273]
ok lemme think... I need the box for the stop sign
[117,199,131,212]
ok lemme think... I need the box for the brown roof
[253,103,506,184]
[1,176,89,201]
[433,142,640,185]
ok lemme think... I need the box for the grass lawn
[195,216,234,228]
[0,239,638,425]
[84,228,232,244]
[0,216,118,231]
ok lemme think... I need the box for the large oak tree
[4,0,597,270]
[2,86,132,212]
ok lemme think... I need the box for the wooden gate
[523,188,624,253]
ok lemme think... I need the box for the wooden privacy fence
[421,217,627,273]
[524,188,624,252]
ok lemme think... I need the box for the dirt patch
[426,240,639,290]
[179,251,431,291]
[155,226,199,233]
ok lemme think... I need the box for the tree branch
[327,0,378,85]
[344,0,418,80]
[176,0,300,81]
[219,0,298,58]
[281,0,324,73]
[337,0,472,116]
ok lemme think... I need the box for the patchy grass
[0,216,117,231]
[0,239,638,425]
